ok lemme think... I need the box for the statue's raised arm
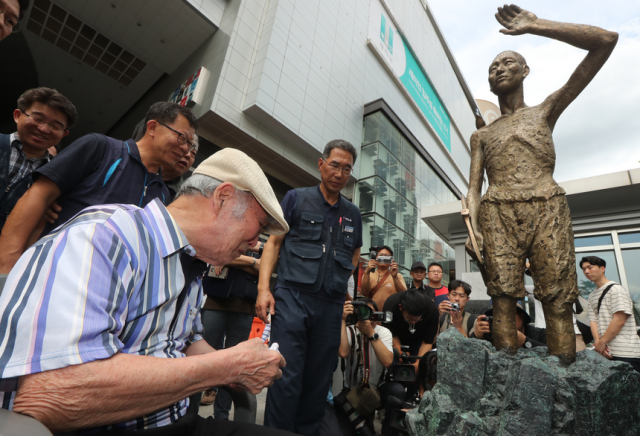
[496,4,618,130]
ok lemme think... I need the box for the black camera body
[346,301,393,326]
[389,364,415,382]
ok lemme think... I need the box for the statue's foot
[552,352,575,367]
[495,344,518,356]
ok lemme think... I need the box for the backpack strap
[466,314,478,334]
[369,270,391,298]
[439,313,447,330]
[597,283,618,314]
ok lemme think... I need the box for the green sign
[398,40,451,151]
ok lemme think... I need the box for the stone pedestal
[408,329,640,435]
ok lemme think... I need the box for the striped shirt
[588,281,640,359]
[0,198,205,431]
[7,132,50,186]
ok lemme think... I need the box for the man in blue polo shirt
[0,101,197,274]
[257,140,363,436]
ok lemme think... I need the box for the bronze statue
[465,4,618,364]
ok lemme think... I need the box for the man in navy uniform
[257,140,362,436]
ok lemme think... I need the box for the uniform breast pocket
[298,212,324,241]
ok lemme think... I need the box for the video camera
[346,300,393,326]
[387,346,420,382]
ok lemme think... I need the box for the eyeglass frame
[321,158,353,176]
[21,110,67,132]
[156,121,196,152]
[428,269,443,274]
[0,6,20,33]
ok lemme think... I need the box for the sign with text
[368,0,451,152]
[168,67,209,107]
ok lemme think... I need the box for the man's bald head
[492,50,528,70]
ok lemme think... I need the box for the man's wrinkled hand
[228,338,285,395]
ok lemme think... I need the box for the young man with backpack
[581,256,640,373]
[437,280,477,337]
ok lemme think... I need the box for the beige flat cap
[193,148,289,235]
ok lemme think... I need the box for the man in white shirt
[581,256,640,373]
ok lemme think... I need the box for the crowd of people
[0,3,639,435]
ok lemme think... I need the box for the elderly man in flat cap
[0,149,296,436]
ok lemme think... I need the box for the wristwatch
[368,333,380,342]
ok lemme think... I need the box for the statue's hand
[495,4,537,36]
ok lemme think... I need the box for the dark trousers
[200,309,254,419]
[613,356,640,373]
[106,394,299,436]
[264,287,343,436]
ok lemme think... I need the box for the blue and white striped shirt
[0,198,205,431]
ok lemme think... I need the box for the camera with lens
[346,300,393,326]
[389,401,418,435]
[449,302,460,312]
[333,389,376,436]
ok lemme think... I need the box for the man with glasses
[0,101,197,274]
[257,140,363,436]
[1,87,77,233]
[425,262,449,306]
[0,0,29,42]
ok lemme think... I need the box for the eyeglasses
[322,159,352,176]
[1,9,19,33]
[157,121,196,152]
[428,270,442,274]
[21,111,66,132]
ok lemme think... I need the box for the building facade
[3,0,482,286]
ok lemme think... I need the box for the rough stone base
[407,329,640,436]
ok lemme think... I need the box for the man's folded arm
[0,176,60,273]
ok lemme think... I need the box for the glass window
[359,142,378,180]
[378,113,392,151]
[400,136,416,175]
[619,232,640,245]
[361,214,376,255]
[574,234,613,248]
[575,250,620,299]
[375,179,397,224]
[363,112,380,145]
[621,248,640,311]
[388,123,402,161]
[355,177,376,214]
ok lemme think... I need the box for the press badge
[344,226,354,233]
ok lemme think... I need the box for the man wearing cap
[257,140,363,436]
[474,302,547,349]
[408,261,428,291]
[0,149,296,436]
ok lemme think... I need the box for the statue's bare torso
[479,106,564,203]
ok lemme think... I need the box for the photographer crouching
[335,299,404,435]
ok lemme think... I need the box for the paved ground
[198,387,383,434]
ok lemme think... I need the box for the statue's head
[488,51,530,95]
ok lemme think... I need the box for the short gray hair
[322,140,357,166]
[177,174,251,218]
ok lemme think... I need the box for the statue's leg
[530,195,579,365]
[492,296,519,354]
[479,201,526,355]
[541,300,576,365]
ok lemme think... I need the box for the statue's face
[488,51,529,95]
